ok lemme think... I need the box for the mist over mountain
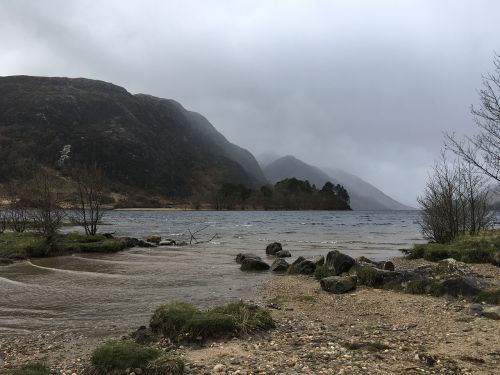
[262,155,413,210]
[0,76,265,200]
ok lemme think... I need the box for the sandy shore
[1,259,499,374]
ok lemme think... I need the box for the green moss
[314,265,337,280]
[6,363,50,375]
[90,340,160,375]
[145,354,185,375]
[405,278,442,295]
[0,232,46,259]
[474,289,500,305]
[408,230,500,265]
[150,301,274,342]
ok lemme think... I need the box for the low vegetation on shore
[406,230,500,265]
[0,232,128,260]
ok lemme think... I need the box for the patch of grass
[408,230,500,265]
[405,278,442,295]
[6,363,50,375]
[342,341,390,352]
[314,265,337,280]
[90,340,160,375]
[0,232,47,259]
[0,232,128,260]
[146,354,185,375]
[473,289,500,305]
[150,301,274,342]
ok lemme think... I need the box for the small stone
[214,363,227,372]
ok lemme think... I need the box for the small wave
[0,277,33,287]
[27,261,128,279]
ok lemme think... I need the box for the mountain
[323,168,414,210]
[263,155,332,188]
[262,155,413,210]
[0,76,265,200]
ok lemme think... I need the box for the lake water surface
[0,210,423,337]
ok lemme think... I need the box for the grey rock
[236,253,261,264]
[482,306,500,320]
[325,250,356,275]
[467,303,483,316]
[266,242,283,255]
[159,239,176,246]
[271,258,289,272]
[309,255,325,266]
[240,258,270,271]
[436,258,471,275]
[439,277,484,297]
[276,250,291,258]
[320,276,357,294]
[288,257,316,275]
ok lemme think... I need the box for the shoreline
[1,258,498,374]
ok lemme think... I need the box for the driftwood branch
[188,225,218,244]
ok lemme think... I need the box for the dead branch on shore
[188,225,218,244]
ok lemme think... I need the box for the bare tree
[30,172,64,241]
[73,166,106,236]
[0,210,6,233]
[4,183,31,233]
[418,153,494,243]
[446,53,500,182]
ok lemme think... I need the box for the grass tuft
[90,340,160,375]
[314,265,337,280]
[473,288,500,305]
[408,230,500,265]
[145,354,185,375]
[150,301,274,342]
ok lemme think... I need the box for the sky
[1,0,499,206]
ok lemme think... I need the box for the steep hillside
[323,168,414,210]
[263,155,332,188]
[0,76,263,199]
[263,155,413,210]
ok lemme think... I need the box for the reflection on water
[0,210,423,337]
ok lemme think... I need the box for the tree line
[213,178,351,210]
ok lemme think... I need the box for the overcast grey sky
[1,0,499,206]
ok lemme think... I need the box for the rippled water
[0,210,423,337]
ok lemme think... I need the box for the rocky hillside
[0,76,265,200]
[262,155,413,210]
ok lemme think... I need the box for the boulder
[438,277,484,297]
[325,250,356,275]
[131,325,156,344]
[240,258,270,271]
[288,257,316,275]
[276,250,291,258]
[436,258,471,275]
[146,235,162,244]
[310,255,325,267]
[236,253,261,264]
[379,261,395,271]
[355,263,406,287]
[123,237,156,248]
[271,258,289,272]
[320,276,357,294]
[482,306,500,320]
[266,242,282,256]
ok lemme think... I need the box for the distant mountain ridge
[261,155,413,210]
[0,75,265,200]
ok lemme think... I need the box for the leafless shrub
[0,210,6,233]
[72,166,107,236]
[30,172,64,240]
[418,153,494,243]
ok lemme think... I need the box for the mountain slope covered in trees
[0,76,265,201]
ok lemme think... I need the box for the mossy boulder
[235,253,261,264]
[271,258,289,272]
[325,250,355,275]
[288,256,316,275]
[265,242,282,255]
[320,276,357,294]
[275,250,291,258]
